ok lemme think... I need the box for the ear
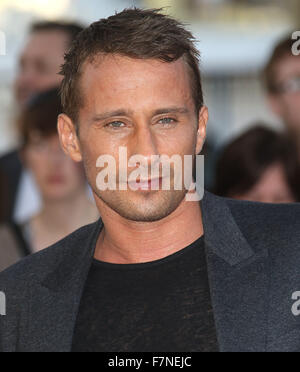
[195,105,208,154]
[57,114,82,162]
[266,93,283,118]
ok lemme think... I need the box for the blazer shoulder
[0,220,100,290]
[227,198,300,228]
[226,198,300,254]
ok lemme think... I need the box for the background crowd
[0,0,300,271]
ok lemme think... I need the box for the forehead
[79,54,194,113]
[274,55,300,81]
[21,31,69,60]
[27,130,58,139]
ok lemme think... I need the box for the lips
[47,175,65,185]
[128,177,162,190]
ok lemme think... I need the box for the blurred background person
[0,21,83,223]
[14,21,83,107]
[0,88,98,272]
[264,36,300,157]
[0,169,8,223]
[214,125,300,203]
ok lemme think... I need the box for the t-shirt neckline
[92,234,205,271]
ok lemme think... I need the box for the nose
[129,122,159,167]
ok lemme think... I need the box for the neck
[94,197,203,264]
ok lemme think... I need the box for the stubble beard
[92,187,188,222]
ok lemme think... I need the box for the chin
[43,188,71,202]
[97,189,187,222]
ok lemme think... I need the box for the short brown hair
[214,125,300,201]
[263,36,297,93]
[19,88,62,147]
[60,8,203,123]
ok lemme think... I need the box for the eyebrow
[91,110,133,122]
[91,107,189,122]
[152,107,189,116]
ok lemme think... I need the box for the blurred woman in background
[0,170,8,224]
[0,88,98,271]
[0,170,27,271]
[214,125,300,203]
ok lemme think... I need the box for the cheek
[81,132,118,170]
[156,125,197,155]
[36,75,61,91]
[25,152,47,178]
[289,94,300,110]
[282,94,300,110]
[173,128,197,156]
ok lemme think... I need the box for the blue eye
[158,118,176,125]
[106,121,125,129]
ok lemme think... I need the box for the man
[0,8,300,352]
[264,36,300,155]
[0,21,83,223]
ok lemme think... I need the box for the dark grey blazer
[0,191,300,352]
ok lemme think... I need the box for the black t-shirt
[72,235,219,352]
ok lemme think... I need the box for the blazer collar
[201,192,269,352]
[200,191,254,266]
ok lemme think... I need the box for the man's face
[268,55,300,136]
[14,30,69,106]
[59,55,207,222]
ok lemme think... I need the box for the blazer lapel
[201,192,269,352]
[20,220,103,352]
